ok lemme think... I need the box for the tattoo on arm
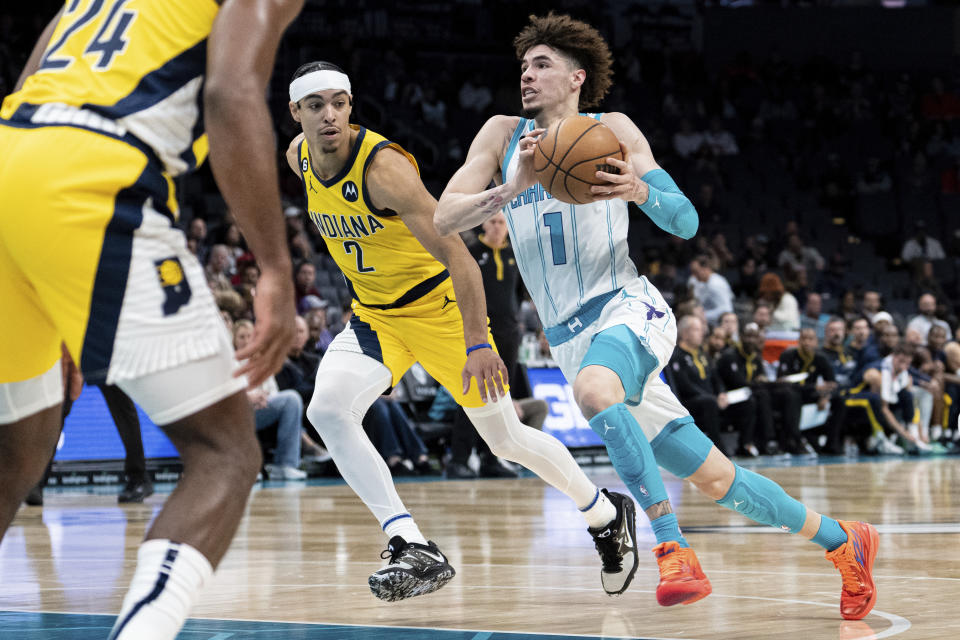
[474,193,505,212]
[644,500,673,520]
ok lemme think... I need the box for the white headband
[289,69,352,103]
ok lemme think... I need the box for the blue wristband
[466,343,492,355]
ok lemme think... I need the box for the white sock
[382,513,427,545]
[580,488,618,529]
[109,539,213,640]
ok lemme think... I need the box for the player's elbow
[672,204,699,240]
[433,208,456,237]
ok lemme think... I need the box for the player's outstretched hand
[235,267,296,388]
[462,348,509,404]
[510,127,547,194]
[591,142,649,203]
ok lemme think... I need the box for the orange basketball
[533,115,623,205]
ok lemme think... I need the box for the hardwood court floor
[1,457,959,639]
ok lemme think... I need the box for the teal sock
[811,516,848,551]
[650,512,689,548]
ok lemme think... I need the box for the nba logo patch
[342,180,359,202]
[154,257,192,316]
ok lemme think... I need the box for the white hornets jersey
[501,116,647,328]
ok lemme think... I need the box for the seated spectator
[363,395,434,476]
[233,320,306,480]
[855,157,892,195]
[757,273,800,331]
[800,292,830,340]
[906,293,951,346]
[777,328,836,456]
[901,221,945,264]
[716,323,802,455]
[778,233,825,277]
[705,325,729,364]
[860,290,884,325]
[720,311,740,344]
[875,320,901,358]
[304,305,335,355]
[847,317,880,381]
[858,343,932,454]
[294,261,324,313]
[205,244,234,293]
[688,254,734,326]
[669,316,742,456]
[275,316,328,461]
[702,116,739,156]
[752,301,773,331]
[187,217,210,265]
[672,118,704,158]
[736,256,761,299]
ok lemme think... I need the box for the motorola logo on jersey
[342,180,359,202]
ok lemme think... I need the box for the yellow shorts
[333,279,506,408]
[0,123,221,385]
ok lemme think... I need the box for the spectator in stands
[816,251,850,302]
[836,289,860,325]
[777,327,837,457]
[848,317,880,379]
[752,301,772,331]
[706,325,729,364]
[218,221,246,272]
[877,322,901,358]
[861,290,884,325]
[233,320,306,480]
[274,316,328,463]
[778,233,825,277]
[294,261,324,314]
[901,221,945,263]
[719,311,739,343]
[910,260,948,301]
[856,156,892,195]
[672,117,703,158]
[458,71,492,114]
[205,244,234,293]
[363,394,434,477]
[668,315,731,455]
[709,231,736,273]
[757,272,800,331]
[906,293,951,345]
[743,233,773,271]
[859,343,931,454]
[688,254,734,326]
[693,183,729,226]
[187,217,210,265]
[702,116,739,156]
[800,292,830,340]
[716,323,799,455]
[304,305,334,355]
[420,86,447,129]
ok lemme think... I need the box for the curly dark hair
[513,13,614,109]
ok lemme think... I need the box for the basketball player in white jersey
[435,13,879,619]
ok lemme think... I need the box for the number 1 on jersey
[344,241,375,273]
[542,212,567,265]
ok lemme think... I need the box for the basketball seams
[532,115,621,204]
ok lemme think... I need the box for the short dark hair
[513,13,614,109]
[291,61,346,82]
[892,342,914,357]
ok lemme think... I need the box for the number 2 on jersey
[344,241,375,273]
[39,0,137,72]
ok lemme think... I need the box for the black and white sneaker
[368,536,456,602]
[588,489,639,596]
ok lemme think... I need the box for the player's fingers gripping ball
[534,115,624,204]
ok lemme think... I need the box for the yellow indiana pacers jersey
[299,126,448,309]
[1,0,218,176]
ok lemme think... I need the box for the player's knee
[688,455,735,501]
[574,380,621,420]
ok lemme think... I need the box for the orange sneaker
[653,541,712,606]
[825,521,879,620]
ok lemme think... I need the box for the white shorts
[549,278,691,442]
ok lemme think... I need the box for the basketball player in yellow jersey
[0,2,304,638]
[285,62,634,602]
